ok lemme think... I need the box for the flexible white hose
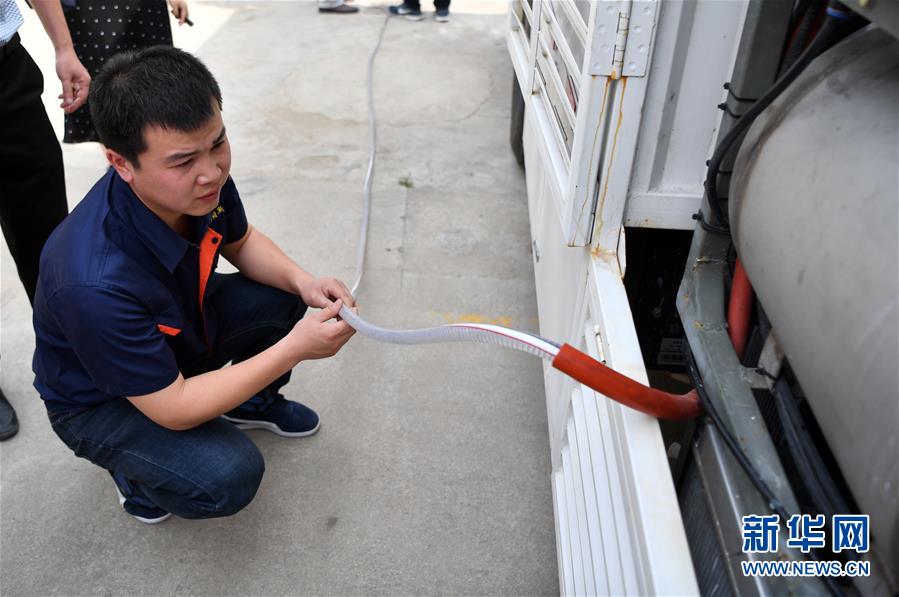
[350,15,391,296]
[339,305,560,361]
[343,14,559,364]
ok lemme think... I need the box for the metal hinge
[612,9,629,78]
[589,323,607,364]
[589,0,657,78]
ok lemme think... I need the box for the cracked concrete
[1,1,558,595]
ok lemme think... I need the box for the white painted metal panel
[570,387,609,593]
[508,0,537,96]
[561,444,588,594]
[566,413,597,595]
[511,0,664,247]
[624,0,748,229]
[560,70,613,246]
[586,72,656,252]
[523,114,698,594]
[586,256,697,594]
[552,471,576,594]
[580,312,642,595]
[621,0,658,77]
[567,1,662,248]
[528,72,571,211]
[507,16,530,87]
[579,382,628,595]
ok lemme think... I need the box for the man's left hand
[299,277,355,310]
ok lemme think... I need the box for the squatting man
[33,46,356,523]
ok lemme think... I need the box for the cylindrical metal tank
[730,27,898,579]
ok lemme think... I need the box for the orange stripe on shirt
[198,228,223,309]
[197,227,223,351]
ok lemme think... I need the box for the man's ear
[106,149,136,183]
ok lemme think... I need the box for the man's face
[109,103,231,230]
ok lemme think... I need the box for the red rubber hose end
[551,344,703,421]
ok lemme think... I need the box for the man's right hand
[55,49,90,113]
[30,0,91,113]
[288,299,356,360]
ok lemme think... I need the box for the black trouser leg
[434,0,450,10]
[0,40,69,305]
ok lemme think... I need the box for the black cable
[789,0,815,33]
[717,102,745,120]
[691,210,730,235]
[781,0,826,76]
[684,346,846,596]
[723,82,758,103]
[702,1,866,230]
[772,377,838,515]
[772,377,851,517]
[684,347,789,518]
[704,15,836,228]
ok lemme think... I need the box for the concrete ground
[0,1,558,595]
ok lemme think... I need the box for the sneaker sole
[115,487,172,525]
[435,15,449,22]
[0,425,19,441]
[221,414,321,438]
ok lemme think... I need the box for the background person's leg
[0,42,69,305]
[0,40,70,440]
[48,399,265,520]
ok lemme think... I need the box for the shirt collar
[108,170,201,273]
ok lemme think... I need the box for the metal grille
[679,455,734,597]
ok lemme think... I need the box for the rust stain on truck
[593,77,628,247]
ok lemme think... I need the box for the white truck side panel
[525,114,698,595]
[514,1,750,593]
[625,1,749,229]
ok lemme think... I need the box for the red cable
[728,258,753,360]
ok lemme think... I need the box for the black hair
[89,46,223,166]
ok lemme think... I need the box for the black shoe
[388,2,424,20]
[222,396,320,438]
[319,3,359,13]
[0,388,19,441]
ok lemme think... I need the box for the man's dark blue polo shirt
[32,168,248,414]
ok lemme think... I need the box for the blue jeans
[48,273,307,518]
